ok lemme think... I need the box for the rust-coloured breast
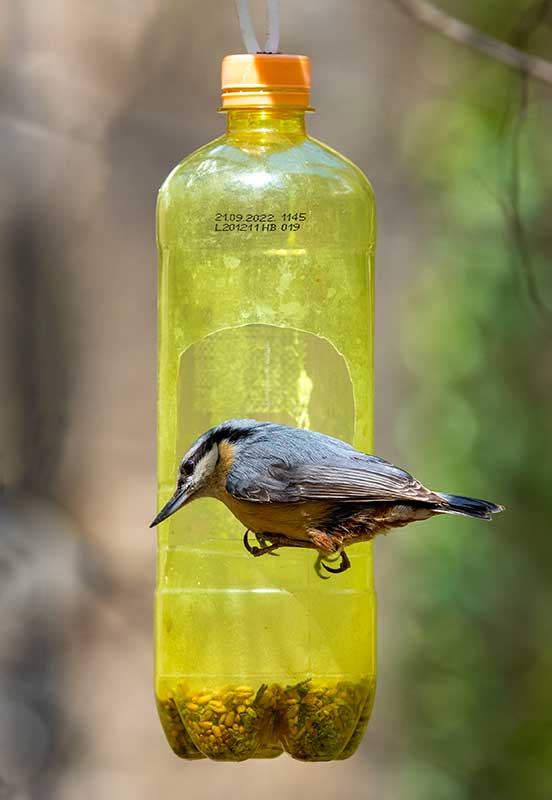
[212,439,333,539]
[220,494,334,541]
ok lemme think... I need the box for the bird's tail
[436,493,504,521]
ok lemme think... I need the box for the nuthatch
[150,419,503,574]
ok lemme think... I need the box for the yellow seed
[213,725,221,737]
[187,703,199,711]
[198,695,212,704]
[225,712,235,726]
[237,705,246,713]
[200,721,212,729]
[236,685,253,693]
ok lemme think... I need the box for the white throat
[194,444,219,487]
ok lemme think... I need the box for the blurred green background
[1,1,551,798]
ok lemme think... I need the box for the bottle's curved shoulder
[305,136,375,199]
[158,135,227,195]
[159,134,374,203]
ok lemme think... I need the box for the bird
[150,419,503,574]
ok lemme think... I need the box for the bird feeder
[154,2,377,761]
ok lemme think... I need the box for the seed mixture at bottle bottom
[156,677,375,762]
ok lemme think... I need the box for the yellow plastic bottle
[155,54,377,761]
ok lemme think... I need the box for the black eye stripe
[181,460,194,476]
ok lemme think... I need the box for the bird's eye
[181,460,193,477]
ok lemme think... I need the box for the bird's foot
[243,529,280,558]
[321,549,351,574]
[254,532,275,549]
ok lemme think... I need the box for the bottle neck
[225,108,307,137]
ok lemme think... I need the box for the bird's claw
[243,529,350,574]
[254,532,279,553]
[322,549,351,574]
[243,529,280,558]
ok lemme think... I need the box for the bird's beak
[150,485,192,528]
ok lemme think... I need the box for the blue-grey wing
[225,423,436,504]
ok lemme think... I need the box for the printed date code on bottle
[213,211,307,233]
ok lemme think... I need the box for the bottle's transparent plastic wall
[155,100,377,761]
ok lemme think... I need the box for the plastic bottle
[155,54,377,761]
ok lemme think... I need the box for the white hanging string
[234,1,280,54]
[265,1,280,53]
[235,0,260,53]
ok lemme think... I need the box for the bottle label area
[213,210,308,234]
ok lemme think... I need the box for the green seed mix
[156,678,373,761]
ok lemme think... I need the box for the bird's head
[149,419,265,527]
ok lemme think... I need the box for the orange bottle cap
[221,54,311,110]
